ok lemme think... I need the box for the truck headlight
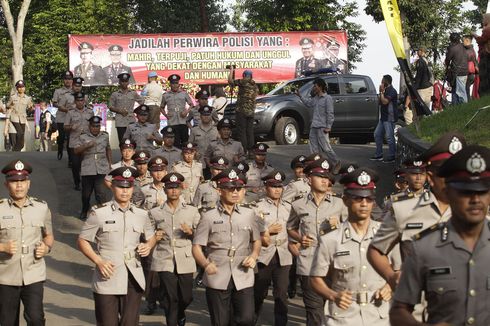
[255,103,271,112]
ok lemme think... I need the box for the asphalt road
[0,142,395,325]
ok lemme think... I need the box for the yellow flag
[380,0,406,59]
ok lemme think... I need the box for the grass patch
[408,95,490,147]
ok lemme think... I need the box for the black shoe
[177,317,186,326]
[74,185,81,191]
[288,286,296,299]
[383,157,395,163]
[144,303,156,315]
[369,155,383,161]
[57,151,63,160]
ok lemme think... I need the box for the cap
[304,159,334,181]
[401,158,427,174]
[212,168,247,188]
[262,170,286,187]
[134,104,150,115]
[196,90,210,99]
[2,160,32,181]
[88,116,102,126]
[253,143,269,154]
[169,74,181,84]
[217,118,233,130]
[339,167,379,197]
[63,70,74,79]
[437,145,490,191]
[73,77,84,85]
[417,132,466,166]
[198,105,213,116]
[209,156,229,170]
[300,38,314,48]
[304,153,326,165]
[148,71,158,78]
[182,142,197,152]
[161,126,175,137]
[132,150,151,164]
[78,42,94,51]
[162,172,185,188]
[328,40,340,49]
[108,167,138,188]
[338,162,359,176]
[148,156,168,171]
[120,138,136,149]
[74,92,85,100]
[15,80,25,88]
[118,73,131,82]
[108,44,123,52]
[290,155,307,169]
[242,70,253,78]
[234,160,249,174]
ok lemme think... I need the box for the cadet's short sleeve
[43,207,53,235]
[143,213,155,240]
[135,92,144,105]
[64,111,73,125]
[192,208,201,229]
[393,241,423,306]
[52,89,60,103]
[370,207,401,255]
[389,243,403,271]
[310,236,331,276]
[287,206,300,230]
[109,92,117,108]
[79,209,101,243]
[185,92,193,105]
[255,212,267,233]
[193,214,210,246]
[251,214,260,241]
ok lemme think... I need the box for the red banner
[68,32,348,86]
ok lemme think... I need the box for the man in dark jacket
[444,33,468,104]
[463,35,478,100]
[414,46,433,108]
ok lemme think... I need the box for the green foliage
[231,0,366,70]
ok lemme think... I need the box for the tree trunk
[199,0,209,32]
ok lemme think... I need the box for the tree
[232,0,366,70]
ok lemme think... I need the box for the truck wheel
[274,117,299,145]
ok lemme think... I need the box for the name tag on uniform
[213,220,224,224]
[2,216,13,219]
[429,267,451,275]
[406,223,423,229]
[105,220,116,224]
[334,251,350,257]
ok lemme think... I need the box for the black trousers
[81,174,108,214]
[116,127,127,145]
[159,271,193,326]
[205,280,254,326]
[289,256,298,292]
[235,111,254,152]
[170,124,188,148]
[56,123,65,153]
[93,272,144,326]
[69,149,81,187]
[300,275,325,326]
[0,281,45,326]
[254,253,290,326]
[466,73,475,101]
[11,122,25,152]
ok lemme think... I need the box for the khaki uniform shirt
[255,198,292,266]
[79,132,111,176]
[205,138,245,165]
[394,220,490,325]
[109,89,144,127]
[282,177,310,203]
[161,90,193,125]
[79,201,154,295]
[143,81,164,106]
[370,191,451,260]
[192,180,219,209]
[287,192,345,275]
[65,107,94,148]
[149,199,200,274]
[6,93,33,124]
[123,122,162,152]
[0,197,52,286]
[52,86,72,122]
[141,183,167,211]
[172,160,203,204]
[246,161,274,191]
[311,220,390,326]
[132,172,153,207]
[189,124,219,165]
[111,160,134,169]
[153,146,182,168]
[193,202,260,290]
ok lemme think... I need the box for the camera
[225,65,237,69]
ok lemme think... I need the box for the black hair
[449,32,460,43]
[313,78,327,92]
[383,74,392,85]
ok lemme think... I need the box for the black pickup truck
[224,73,382,144]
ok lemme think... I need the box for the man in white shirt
[141,71,164,125]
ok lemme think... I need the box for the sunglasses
[221,187,243,192]
[349,195,375,203]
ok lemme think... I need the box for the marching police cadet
[73,41,106,85]
[287,158,345,326]
[398,158,428,197]
[310,168,395,326]
[149,172,201,326]
[253,170,292,326]
[52,70,74,160]
[75,116,112,219]
[368,132,467,290]
[111,138,136,169]
[282,155,309,202]
[0,160,54,326]
[153,126,182,167]
[383,169,409,208]
[109,72,144,143]
[188,105,219,180]
[246,143,274,202]
[103,44,135,85]
[205,118,246,167]
[123,104,162,152]
[141,156,168,211]
[160,74,194,148]
[233,160,250,204]
[193,155,229,208]
[192,168,261,326]
[172,142,203,204]
[390,145,490,326]
[187,90,219,127]
[78,167,156,325]
[64,92,94,191]
[5,80,34,152]
[130,150,153,207]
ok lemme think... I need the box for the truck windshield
[268,79,312,95]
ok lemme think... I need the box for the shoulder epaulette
[390,191,415,202]
[0,199,5,204]
[95,203,108,209]
[292,194,304,202]
[200,179,208,184]
[101,131,108,135]
[240,202,257,208]
[32,197,47,204]
[199,206,215,213]
[412,222,444,241]
[332,192,342,198]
